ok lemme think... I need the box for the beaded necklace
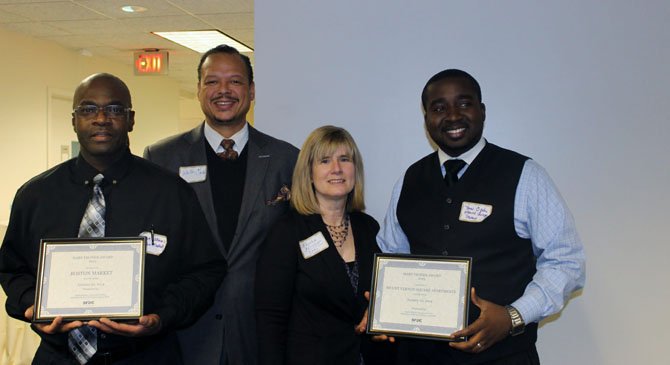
[325,214,350,248]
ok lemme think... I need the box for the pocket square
[266,184,291,206]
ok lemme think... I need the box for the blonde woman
[256,126,393,365]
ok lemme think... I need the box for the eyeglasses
[73,105,131,119]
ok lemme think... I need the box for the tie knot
[218,139,238,160]
[443,159,466,187]
[444,159,466,174]
[221,139,235,150]
[92,173,104,185]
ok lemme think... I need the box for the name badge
[459,202,493,223]
[299,232,329,259]
[179,165,207,183]
[140,231,168,256]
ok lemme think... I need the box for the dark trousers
[32,332,183,365]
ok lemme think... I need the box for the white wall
[256,0,670,364]
[0,27,198,222]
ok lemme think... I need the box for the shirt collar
[203,121,249,154]
[437,137,487,167]
[72,149,133,186]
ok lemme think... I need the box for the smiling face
[197,52,255,136]
[312,145,356,206]
[423,77,486,157]
[72,75,135,171]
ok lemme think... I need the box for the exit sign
[134,51,169,75]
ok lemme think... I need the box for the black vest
[206,143,247,252]
[397,143,537,363]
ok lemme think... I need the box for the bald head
[73,73,132,109]
[71,73,135,172]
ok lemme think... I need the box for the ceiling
[0,0,254,97]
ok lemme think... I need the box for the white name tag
[459,202,493,223]
[179,165,207,183]
[298,231,329,259]
[140,231,168,256]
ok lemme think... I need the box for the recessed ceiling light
[121,5,147,13]
[152,30,253,53]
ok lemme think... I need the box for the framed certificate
[33,237,146,322]
[367,253,472,341]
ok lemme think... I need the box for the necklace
[325,215,350,248]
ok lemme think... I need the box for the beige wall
[0,27,201,223]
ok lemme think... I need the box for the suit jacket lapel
[229,126,269,257]
[188,124,226,256]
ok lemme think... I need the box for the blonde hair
[291,126,366,215]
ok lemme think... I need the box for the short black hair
[421,69,482,109]
[197,44,253,84]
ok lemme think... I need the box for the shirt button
[443,224,450,230]
[100,333,107,339]
[446,198,452,204]
[442,250,449,256]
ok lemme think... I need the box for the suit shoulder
[145,130,193,153]
[131,156,188,187]
[250,127,299,155]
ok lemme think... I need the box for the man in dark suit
[144,45,299,365]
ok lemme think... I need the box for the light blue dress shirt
[376,138,586,324]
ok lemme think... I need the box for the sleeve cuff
[154,306,177,331]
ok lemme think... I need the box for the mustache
[90,129,113,136]
[211,94,238,102]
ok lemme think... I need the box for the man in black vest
[377,69,585,364]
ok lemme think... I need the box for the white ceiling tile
[97,33,180,51]
[0,0,66,3]
[42,34,101,49]
[75,0,185,18]
[0,8,30,22]
[169,0,252,14]
[44,19,139,35]
[198,12,254,29]
[1,21,69,36]
[121,15,211,32]
[0,2,107,21]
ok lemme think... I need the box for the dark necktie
[69,174,105,364]
[218,139,238,160]
[443,159,466,187]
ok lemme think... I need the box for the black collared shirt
[0,150,226,354]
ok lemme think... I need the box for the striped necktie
[68,173,105,364]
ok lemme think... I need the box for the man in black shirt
[0,73,226,364]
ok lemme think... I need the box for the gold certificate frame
[33,237,146,322]
[367,253,472,341]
